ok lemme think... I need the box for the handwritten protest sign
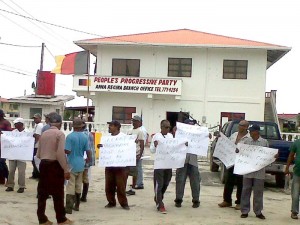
[234,143,278,175]
[175,122,209,156]
[0,131,34,160]
[213,132,237,168]
[98,135,136,167]
[154,138,188,169]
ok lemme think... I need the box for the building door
[220,112,245,127]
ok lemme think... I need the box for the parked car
[209,120,292,187]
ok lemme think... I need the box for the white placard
[175,122,209,156]
[0,131,34,160]
[234,143,278,175]
[213,132,237,168]
[98,135,137,167]
[154,138,188,169]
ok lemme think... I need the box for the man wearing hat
[65,118,91,214]
[0,109,11,184]
[5,118,29,193]
[31,113,43,179]
[240,124,269,220]
[126,115,145,195]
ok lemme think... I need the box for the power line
[0,8,147,45]
[45,45,55,58]
[0,42,40,47]
[0,67,35,76]
[0,63,36,75]
[4,0,75,49]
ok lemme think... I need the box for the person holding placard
[218,120,249,210]
[5,118,29,193]
[174,118,201,208]
[65,118,91,214]
[126,115,145,195]
[285,138,300,219]
[104,120,130,210]
[150,119,173,214]
[240,124,268,220]
[36,113,73,225]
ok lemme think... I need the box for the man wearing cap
[104,120,130,210]
[218,120,249,210]
[5,118,29,193]
[41,114,51,133]
[31,113,43,179]
[65,118,91,214]
[240,124,269,220]
[0,109,11,184]
[37,113,73,225]
[126,115,145,194]
[174,119,201,208]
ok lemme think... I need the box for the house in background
[72,29,291,135]
[278,113,300,132]
[7,94,74,119]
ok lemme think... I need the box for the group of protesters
[1,109,300,223]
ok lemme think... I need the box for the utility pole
[35,43,45,96]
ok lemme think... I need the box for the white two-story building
[72,29,290,135]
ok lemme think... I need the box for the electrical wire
[0,67,35,76]
[0,63,36,75]
[0,42,41,47]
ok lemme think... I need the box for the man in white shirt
[5,118,30,193]
[30,113,43,179]
[150,119,173,214]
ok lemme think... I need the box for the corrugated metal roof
[8,95,74,105]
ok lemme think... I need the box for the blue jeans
[136,159,144,187]
[291,174,300,214]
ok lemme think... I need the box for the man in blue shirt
[65,118,91,214]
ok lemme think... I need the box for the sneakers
[234,204,240,210]
[241,214,248,218]
[5,187,13,192]
[126,190,136,195]
[17,188,24,193]
[218,201,232,208]
[39,220,53,225]
[175,202,182,208]
[256,214,266,220]
[158,206,167,214]
[105,203,116,208]
[133,185,144,189]
[192,201,200,208]
[291,212,298,219]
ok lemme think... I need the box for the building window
[112,106,136,124]
[223,60,248,79]
[168,58,192,77]
[9,103,19,110]
[30,108,42,118]
[112,59,140,77]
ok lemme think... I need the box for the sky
[0,0,299,113]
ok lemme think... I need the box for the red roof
[278,114,298,120]
[0,97,8,103]
[77,29,286,48]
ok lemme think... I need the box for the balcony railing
[6,118,133,136]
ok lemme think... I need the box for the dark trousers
[105,167,129,207]
[223,166,243,204]
[175,164,201,203]
[0,159,8,184]
[37,160,67,224]
[32,148,40,178]
[154,169,172,208]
